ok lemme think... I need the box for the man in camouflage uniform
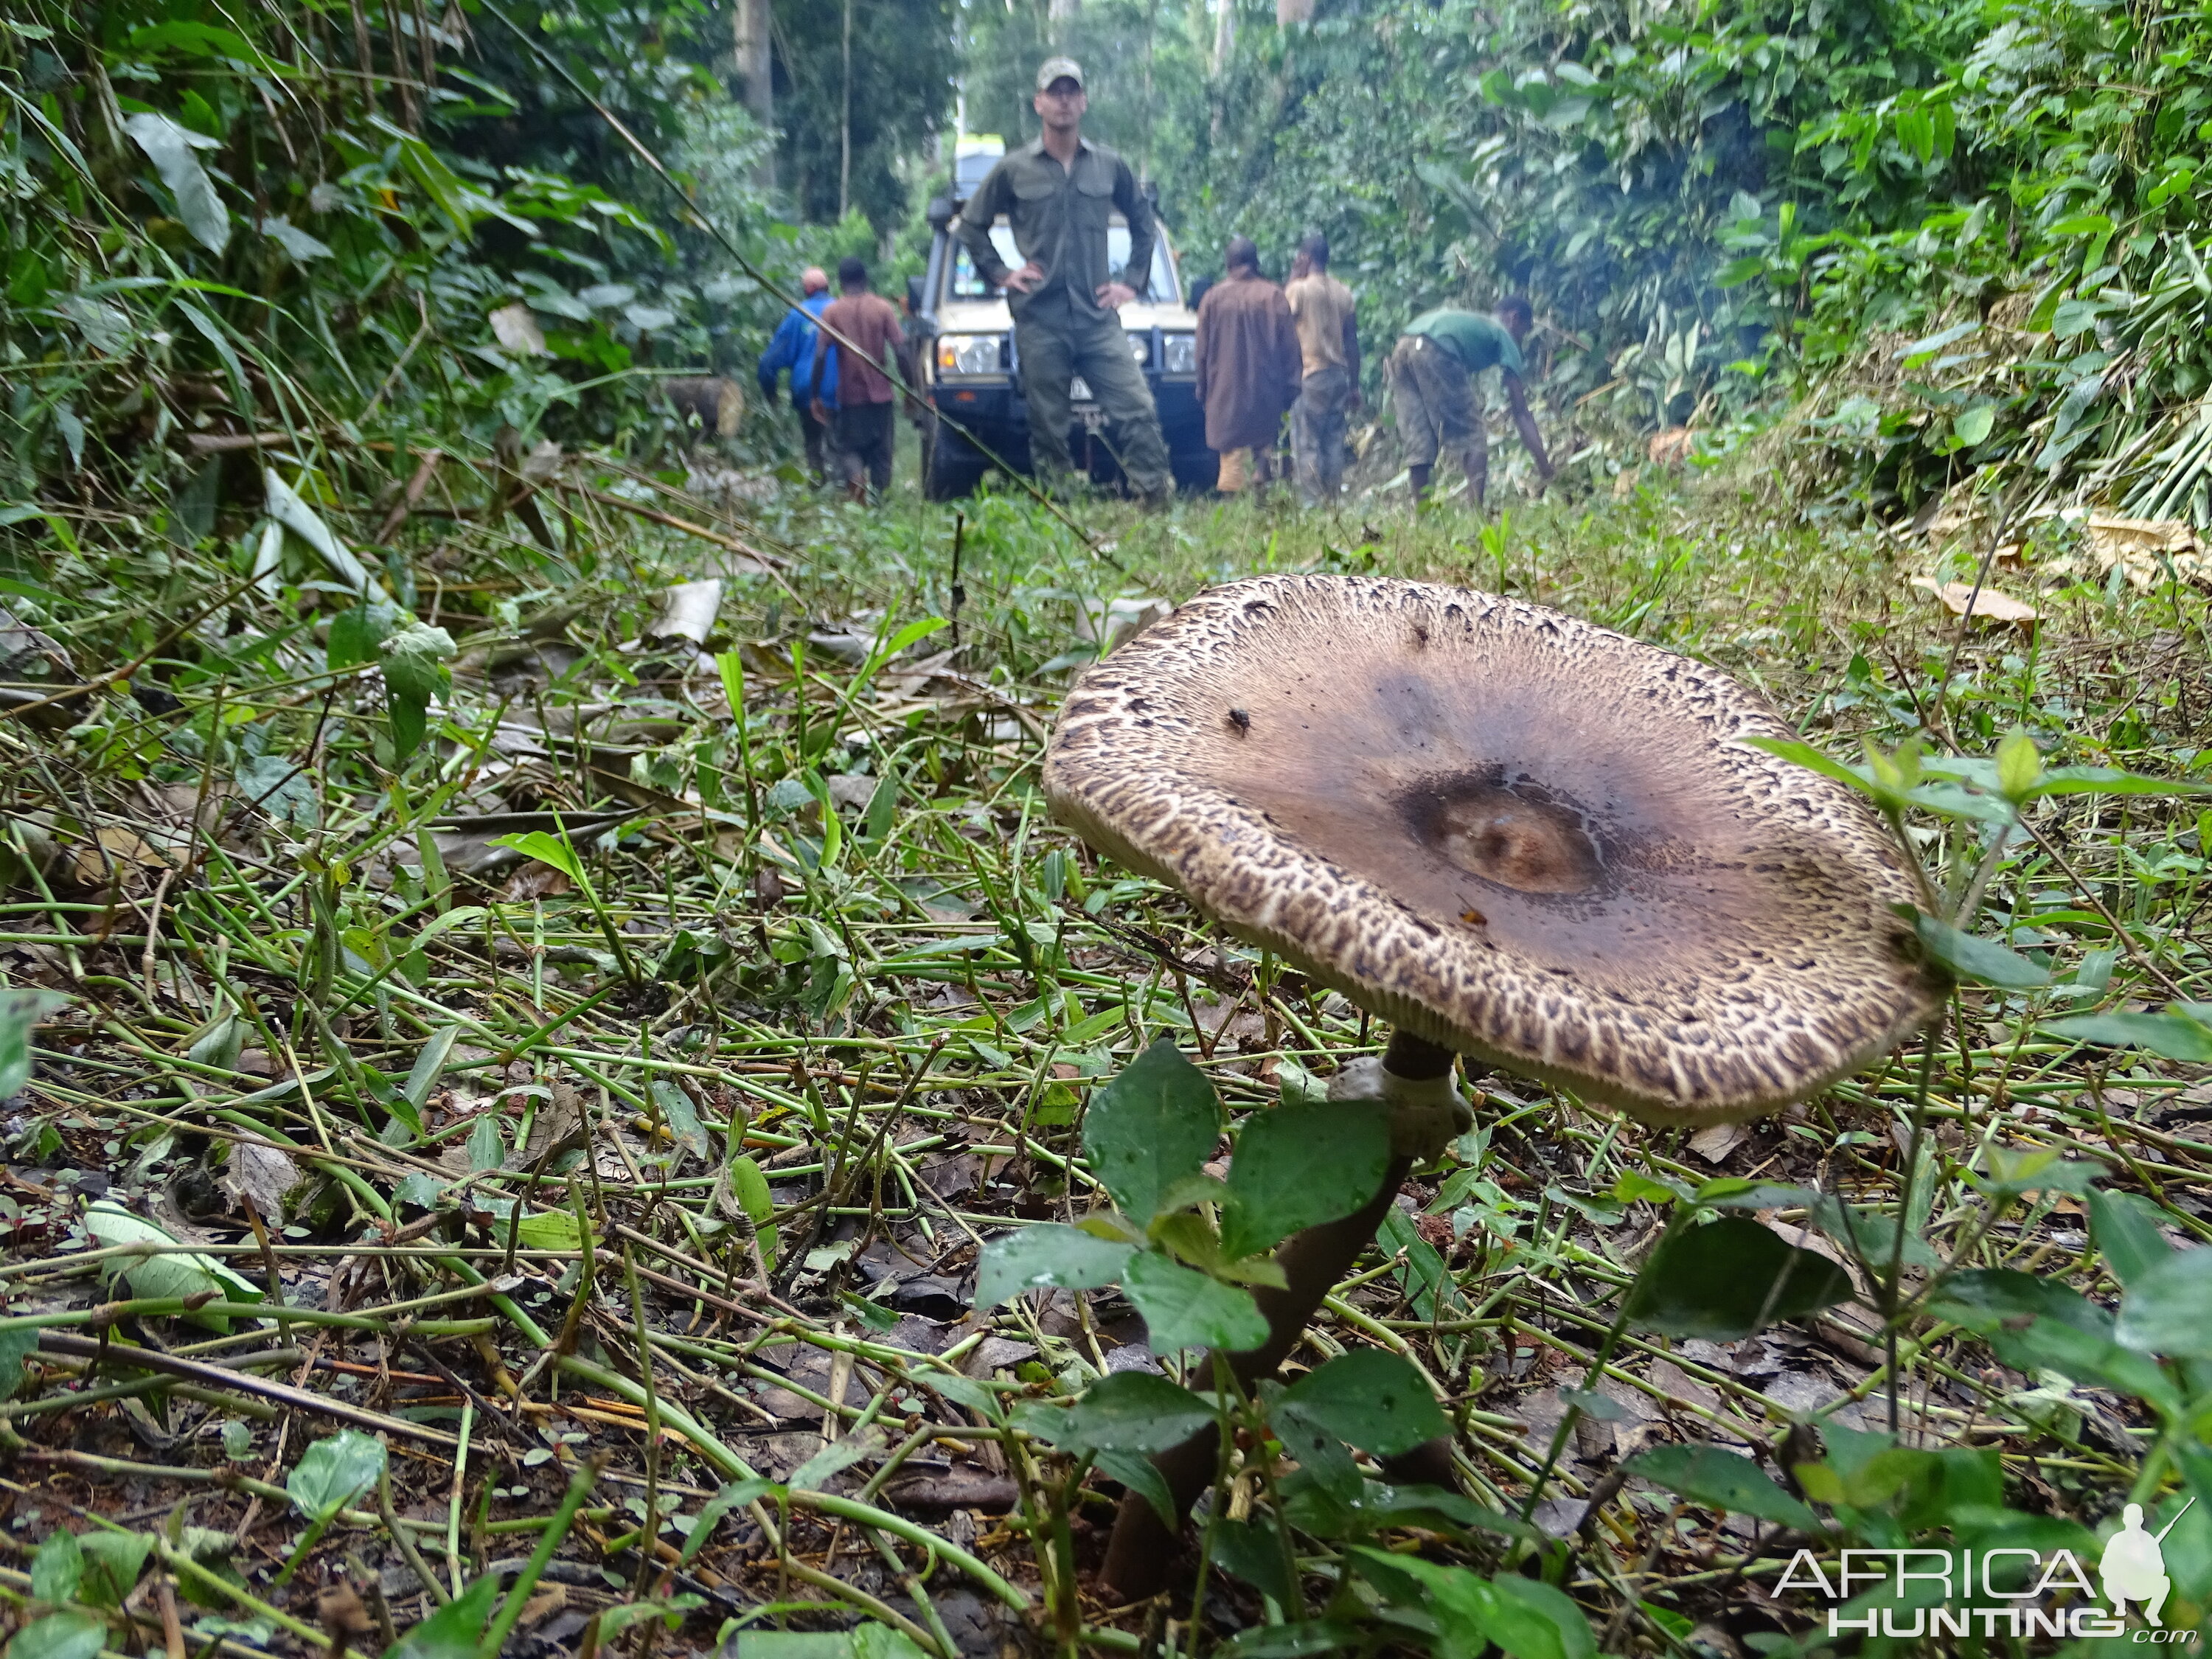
[956,57,1172,500]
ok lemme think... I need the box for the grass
[1,445,2210,1658]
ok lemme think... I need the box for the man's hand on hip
[1004,262,1046,295]
[1095,281,1136,310]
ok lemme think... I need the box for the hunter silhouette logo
[2102,1499,2191,1627]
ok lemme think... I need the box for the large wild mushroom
[1042,574,1944,1596]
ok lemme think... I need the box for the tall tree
[773,0,957,232]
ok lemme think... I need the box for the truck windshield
[948,223,1179,305]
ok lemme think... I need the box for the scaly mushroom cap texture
[1044,575,1944,1126]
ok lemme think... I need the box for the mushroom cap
[1043,575,1944,1125]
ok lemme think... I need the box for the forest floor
[2,439,2210,1659]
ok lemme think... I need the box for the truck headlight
[1161,333,1196,374]
[1127,333,1150,366]
[936,335,1001,375]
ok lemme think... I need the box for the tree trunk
[838,0,852,222]
[732,0,773,189]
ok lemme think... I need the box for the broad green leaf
[1211,1515,1298,1609]
[676,1478,774,1568]
[2090,1188,2173,1287]
[973,1223,1134,1308]
[1624,1217,1851,1339]
[403,1026,461,1113]
[1275,1349,1447,1457]
[2045,1009,2212,1064]
[1907,911,2045,988]
[2117,1248,2212,1359]
[287,1430,385,1521]
[1624,1444,1820,1531]
[1094,1446,1177,1526]
[1952,404,1995,446]
[1812,1197,1940,1270]
[82,1200,263,1326]
[728,1154,778,1268]
[327,599,403,669]
[123,113,229,254]
[1481,1576,1600,1659]
[1995,731,2044,802]
[1081,1038,1220,1227]
[6,1613,107,1659]
[488,830,581,882]
[467,1115,504,1172]
[1740,735,1880,797]
[787,1441,868,1492]
[1937,1269,2178,1410]
[74,1532,153,1608]
[0,1326,38,1400]
[1122,1251,1267,1354]
[1026,1368,1217,1453]
[386,1570,501,1659]
[1220,1099,1391,1259]
[509,1208,587,1250]
[0,990,69,1100]
[30,1530,82,1603]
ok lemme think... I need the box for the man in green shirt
[954,58,1172,500]
[1387,296,1552,506]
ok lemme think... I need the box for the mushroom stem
[1098,1031,1467,1600]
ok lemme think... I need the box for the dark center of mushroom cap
[1400,772,1605,895]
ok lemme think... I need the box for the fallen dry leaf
[1688,1121,1747,1164]
[1910,577,2040,625]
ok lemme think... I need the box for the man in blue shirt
[757,266,838,480]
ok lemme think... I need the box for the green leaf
[74,1532,153,1608]
[1081,1038,1221,1228]
[403,1026,461,1115]
[1122,1251,1267,1354]
[1995,731,2044,803]
[30,1530,82,1603]
[2090,1188,2174,1287]
[1220,1099,1391,1259]
[1907,910,2046,988]
[1211,1515,1298,1609]
[6,1613,107,1659]
[387,1571,502,1659]
[1625,1217,1851,1339]
[487,830,581,883]
[285,1430,386,1522]
[0,1326,38,1401]
[123,113,229,255]
[1094,1447,1177,1526]
[1741,735,1882,798]
[380,621,456,758]
[327,599,403,670]
[0,990,69,1100]
[728,1154,778,1269]
[974,1223,1134,1308]
[677,1479,774,1568]
[1027,1368,1217,1453]
[1935,1270,2178,1409]
[1952,404,1996,447]
[1624,1444,1820,1531]
[1275,1349,1447,1458]
[82,1201,262,1328]
[2116,1248,2212,1359]
[1481,1576,1599,1659]
[467,1115,504,1172]
[2045,1010,2212,1063]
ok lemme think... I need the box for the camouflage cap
[1035,56,1085,92]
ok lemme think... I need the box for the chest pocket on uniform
[1012,171,1062,202]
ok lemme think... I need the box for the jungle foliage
[995,0,2212,521]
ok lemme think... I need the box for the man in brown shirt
[1284,230,1360,505]
[810,257,906,502]
[1194,237,1302,493]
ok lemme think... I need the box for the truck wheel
[923,415,984,501]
